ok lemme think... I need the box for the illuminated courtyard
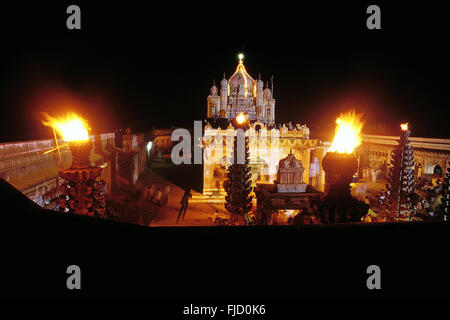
[0,53,448,227]
[2,1,450,303]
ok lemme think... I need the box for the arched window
[434,164,443,176]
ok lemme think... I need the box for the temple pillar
[301,148,311,184]
[315,147,327,192]
[202,144,215,192]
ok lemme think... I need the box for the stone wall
[359,134,450,182]
[117,133,147,190]
[0,133,117,206]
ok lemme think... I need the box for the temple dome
[279,151,304,169]
[228,61,254,88]
[257,79,264,87]
[220,76,228,87]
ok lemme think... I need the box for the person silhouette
[177,189,192,223]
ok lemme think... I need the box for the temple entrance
[212,156,232,190]
[425,163,439,175]
[433,164,443,176]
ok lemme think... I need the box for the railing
[362,134,450,152]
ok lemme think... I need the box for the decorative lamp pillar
[384,123,415,220]
[69,140,93,168]
[58,138,106,217]
[224,113,253,225]
[41,113,107,217]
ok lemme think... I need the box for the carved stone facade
[207,57,275,125]
[358,134,450,182]
[275,150,307,193]
[202,121,329,197]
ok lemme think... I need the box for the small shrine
[275,150,307,193]
[255,150,322,225]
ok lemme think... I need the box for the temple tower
[207,54,275,125]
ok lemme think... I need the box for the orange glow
[231,55,252,98]
[329,110,364,154]
[236,113,247,125]
[284,210,295,217]
[401,123,408,131]
[41,112,90,142]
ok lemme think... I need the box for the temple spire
[238,53,244,63]
[271,75,274,96]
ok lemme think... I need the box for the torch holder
[322,152,358,203]
[319,151,368,223]
[69,140,93,169]
[57,139,105,216]
[59,140,102,182]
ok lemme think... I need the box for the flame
[329,111,364,154]
[401,123,408,131]
[285,210,295,217]
[236,113,247,125]
[41,112,90,142]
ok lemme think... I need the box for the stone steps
[190,189,226,203]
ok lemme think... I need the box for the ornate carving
[275,150,306,193]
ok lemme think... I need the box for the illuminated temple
[201,122,330,200]
[201,55,331,200]
[207,54,276,125]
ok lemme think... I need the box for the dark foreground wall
[1,178,450,301]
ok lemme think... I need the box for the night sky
[1,1,449,142]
